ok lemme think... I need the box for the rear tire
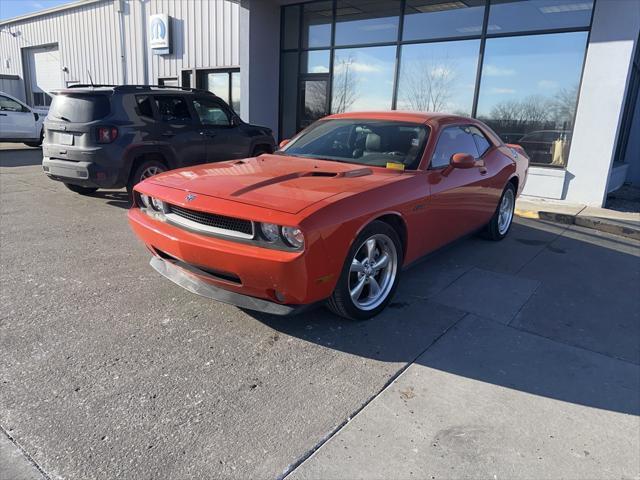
[126,159,167,199]
[327,221,403,321]
[64,183,98,195]
[483,183,516,241]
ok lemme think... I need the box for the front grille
[167,204,254,237]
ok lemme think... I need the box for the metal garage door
[23,45,62,107]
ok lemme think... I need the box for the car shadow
[247,220,640,416]
[90,190,131,209]
[0,148,43,167]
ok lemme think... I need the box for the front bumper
[128,208,336,310]
[150,256,313,315]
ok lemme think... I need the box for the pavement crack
[1,423,52,480]
[279,311,470,480]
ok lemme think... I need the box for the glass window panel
[282,5,300,50]
[334,1,401,46]
[488,0,593,34]
[431,126,479,168]
[403,0,486,41]
[301,50,331,74]
[302,1,333,48]
[301,79,329,128]
[396,39,480,115]
[476,32,588,167]
[231,71,241,113]
[331,46,397,113]
[280,52,299,139]
[206,72,230,104]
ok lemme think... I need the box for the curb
[515,208,640,241]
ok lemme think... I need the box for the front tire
[64,183,98,195]
[126,159,167,198]
[327,221,402,320]
[484,183,516,241]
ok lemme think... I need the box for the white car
[0,91,48,146]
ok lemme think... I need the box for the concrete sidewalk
[288,223,640,480]
[516,197,640,240]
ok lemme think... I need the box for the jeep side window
[154,96,192,123]
[192,97,231,127]
[135,95,154,119]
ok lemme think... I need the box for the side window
[469,126,492,157]
[135,95,154,119]
[0,95,26,112]
[154,96,192,123]
[430,126,479,169]
[192,97,231,126]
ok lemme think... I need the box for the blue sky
[0,0,71,21]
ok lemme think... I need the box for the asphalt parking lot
[1,147,639,480]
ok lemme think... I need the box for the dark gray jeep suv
[42,85,275,196]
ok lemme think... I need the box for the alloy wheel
[348,233,398,311]
[498,188,515,235]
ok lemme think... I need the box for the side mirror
[279,139,290,149]
[450,153,476,169]
[441,153,475,176]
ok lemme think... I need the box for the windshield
[281,119,430,169]
[49,94,111,122]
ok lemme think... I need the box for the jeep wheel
[127,159,167,197]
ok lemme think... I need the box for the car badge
[186,193,196,202]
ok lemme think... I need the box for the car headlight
[140,193,151,209]
[151,197,166,212]
[282,226,304,249]
[260,223,280,242]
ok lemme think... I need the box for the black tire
[483,182,516,241]
[327,220,403,321]
[24,128,44,148]
[126,159,167,198]
[64,183,98,195]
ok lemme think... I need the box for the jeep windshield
[279,119,429,169]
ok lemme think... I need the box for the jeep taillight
[97,126,118,143]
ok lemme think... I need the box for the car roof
[325,111,477,126]
[52,85,215,96]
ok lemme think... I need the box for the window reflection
[489,0,593,34]
[476,32,588,167]
[334,0,401,46]
[403,0,486,41]
[397,40,480,115]
[231,71,240,113]
[301,50,331,74]
[302,1,333,48]
[332,46,397,113]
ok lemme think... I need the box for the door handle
[200,131,216,137]
[479,167,488,175]
[161,131,175,137]
[0,113,6,116]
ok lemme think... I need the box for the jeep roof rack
[66,84,212,94]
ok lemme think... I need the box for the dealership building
[0,0,638,206]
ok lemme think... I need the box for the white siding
[0,0,240,96]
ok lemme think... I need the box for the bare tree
[489,95,551,129]
[548,84,579,128]
[332,55,359,114]
[398,56,459,112]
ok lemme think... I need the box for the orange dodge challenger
[128,112,528,320]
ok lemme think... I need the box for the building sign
[149,13,171,54]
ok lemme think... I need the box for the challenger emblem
[185,193,196,202]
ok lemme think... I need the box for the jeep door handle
[161,132,175,137]
[200,131,216,137]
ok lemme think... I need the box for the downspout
[116,0,127,84]
[140,0,150,85]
